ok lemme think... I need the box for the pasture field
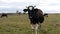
[0,14,60,34]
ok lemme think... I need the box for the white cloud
[38,5,60,12]
[0,6,11,8]
[40,0,60,3]
[0,0,60,13]
[0,0,40,3]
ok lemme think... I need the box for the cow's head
[23,6,36,12]
[23,6,38,18]
[27,6,35,10]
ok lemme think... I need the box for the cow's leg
[31,24,35,34]
[38,23,41,29]
[35,24,39,34]
[38,17,44,29]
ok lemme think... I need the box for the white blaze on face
[29,7,33,10]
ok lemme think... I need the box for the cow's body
[23,6,44,34]
[1,13,8,18]
[28,9,44,24]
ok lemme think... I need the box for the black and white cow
[1,13,8,18]
[23,6,44,34]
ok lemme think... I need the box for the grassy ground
[0,14,60,34]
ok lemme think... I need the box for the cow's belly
[29,17,44,24]
[39,16,44,23]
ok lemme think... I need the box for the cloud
[0,2,40,9]
[0,0,60,13]
[0,0,40,3]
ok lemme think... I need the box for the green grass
[0,14,60,34]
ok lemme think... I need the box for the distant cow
[1,13,8,18]
[23,6,44,34]
[44,13,48,17]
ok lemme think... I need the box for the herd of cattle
[0,13,48,18]
[0,6,48,34]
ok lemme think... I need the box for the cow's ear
[34,9,38,11]
[23,9,28,12]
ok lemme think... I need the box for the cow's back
[37,9,44,23]
[37,9,43,16]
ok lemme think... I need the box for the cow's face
[23,6,35,12]
[27,6,35,11]
[28,6,33,10]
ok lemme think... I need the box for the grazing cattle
[44,13,48,17]
[1,13,8,18]
[23,6,44,34]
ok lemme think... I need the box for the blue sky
[0,0,60,13]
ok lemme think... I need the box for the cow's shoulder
[38,9,42,12]
[34,9,38,11]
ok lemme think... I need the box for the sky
[0,0,60,13]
